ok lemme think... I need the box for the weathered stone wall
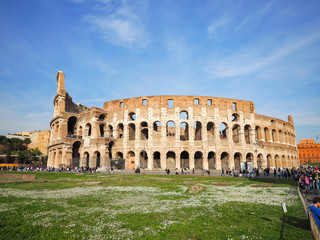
[47,72,299,170]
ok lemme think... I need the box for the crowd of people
[298,166,320,195]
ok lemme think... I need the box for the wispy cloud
[207,17,230,35]
[84,0,150,48]
[206,32,320,79]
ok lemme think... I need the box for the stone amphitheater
[47,71,300,171]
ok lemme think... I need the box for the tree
[23,138,31,145]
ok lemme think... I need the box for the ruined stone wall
[47,72,299,170]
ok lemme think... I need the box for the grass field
[0,172,312,240]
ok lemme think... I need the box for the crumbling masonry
[47,71,300,170]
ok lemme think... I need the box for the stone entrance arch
[166,151,175,170]
[180,151,189,169]
[72,141,81,167]
[194,151,203,169]
[93,151,101,168]
[234,152,242,170]
[221,152,229,170]
[83,152,89,168]
[127,151,135,170]
[208,152,216,169]
[153,152,161,169]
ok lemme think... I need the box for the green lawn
[0,172,312,240]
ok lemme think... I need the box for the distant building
[298,139,320,163]
[7,131,31,140]
[6,130,50,155]
[28,130,51,155]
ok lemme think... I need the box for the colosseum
[47,71,300,171]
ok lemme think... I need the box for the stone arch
[264,127,270,141]
[272,129,278,142]
[153,151,161,169]
[275,155,280,168]
[99,124,105,137]
[232,113,240,122]
[57,151,62,166]
[257,153,264,169]
[117,123,124,139]
[113,152,124,169]
[180,151,189,169]
[98,114,106,121]
[127,151,135,170]
[267,154,273,168]
[128,123,135,140]
[77,126,83,137]
[246,153,253,162]
[255,126,261,141]
[284,132,288,143]
[220,122,228,139]
[244,125,251,144]
[67,116,77,135]
[221,152,229,170]
[207,122,215,141]
[108,141,114,159]
[129,112,136,121]
[52,152,57,167]
[107,124,113,137]
[232,124,240,143]
[93,151,101,168]
[166,121,176,137]
[194,151,203,169]
[282,155,287,168]
[72,141,81,167]
[179,111,188,120]
[180,122,189,141]
[208,151,216,169]
[85,123,92,137]
[234,152,242,170]
[83,152,90,168]
[140,150,148,169]
[140,122,148,140]
[279,130,284,143]
[194,121,202,140]
[166,151,175,170]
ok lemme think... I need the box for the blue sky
[0,0,320,143]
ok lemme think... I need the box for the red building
[298,139,320,163]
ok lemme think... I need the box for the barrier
[298,185,320,240]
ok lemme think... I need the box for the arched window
[232,124,240,143]
[180,122,189,141]
[244,125,251,144]
[140,122,148,140]
[67,116,77,136]
[232,113,239,122]
[129,112,136,121]
[166,121,176,137]
[194,121,202,140]
[85,123,92,137]
[117,123,124,139]
[128,123,136,140]
[220,123,228,139]
[179,111,188,120]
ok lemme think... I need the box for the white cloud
[84,0,150,48]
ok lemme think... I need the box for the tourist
[221,168,225,176]
[315,172,320,195]
[304,175,311,195]
[310,197,320,227]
